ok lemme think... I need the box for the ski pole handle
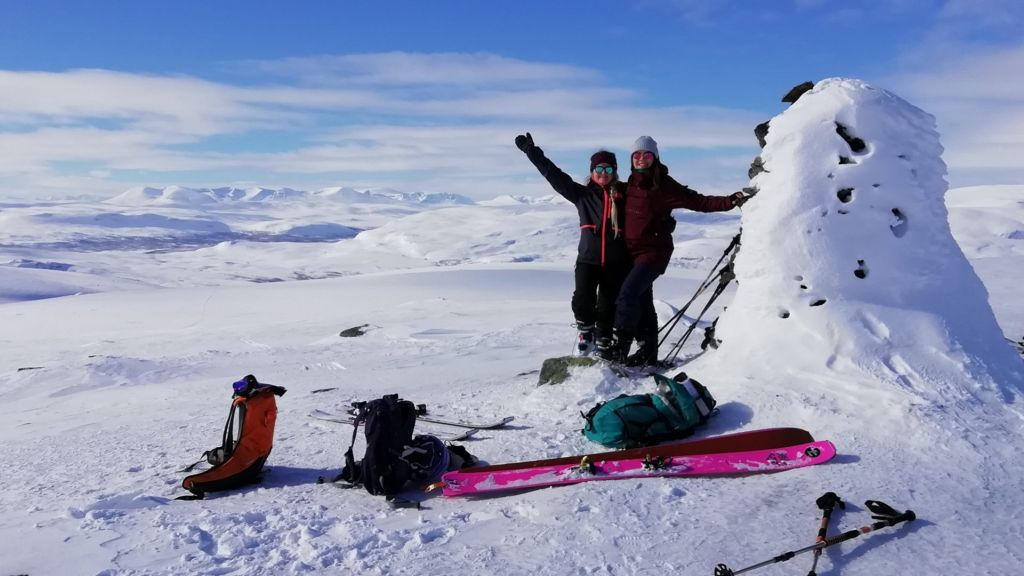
[821,509,915,547]
[808,491,844,575]
[879,509,916,527]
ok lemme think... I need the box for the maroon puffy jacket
[624,163,735,272]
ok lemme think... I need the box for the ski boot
[597,329,632,364]
[625,337,658,368]
[574,324,596,357]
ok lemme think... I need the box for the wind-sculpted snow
[713,78,1024,403]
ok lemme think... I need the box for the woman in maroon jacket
[603,135,749,366]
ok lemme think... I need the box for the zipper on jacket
[601,189,611,266]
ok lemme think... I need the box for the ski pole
[657,233,740,343]
[714,500,916,576]
[662,263,735,364]
[808,492,844,576]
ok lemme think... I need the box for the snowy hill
[107,185,475,207]
[1,177,1023,572]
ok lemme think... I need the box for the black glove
[515,132,535,153]
[731,187,757,207]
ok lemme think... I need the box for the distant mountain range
[105,185,476,206]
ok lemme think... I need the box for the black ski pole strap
[865,499,900,517]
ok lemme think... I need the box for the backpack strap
[177,398,242,473]
[581,401,607,433]
[321,403,366,485]
[609,394,662,448]
[177,455,210,474]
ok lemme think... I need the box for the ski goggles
[592,165,615,175]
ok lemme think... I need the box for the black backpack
[341,394,419,495]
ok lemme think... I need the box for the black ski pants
[572,261,629,338]
[613,262,660,340]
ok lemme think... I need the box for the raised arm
[516,133,586,204]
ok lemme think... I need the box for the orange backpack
[179,375,286,499]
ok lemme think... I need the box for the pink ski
[438,440,835,497]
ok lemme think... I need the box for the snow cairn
[713,78,1022,403]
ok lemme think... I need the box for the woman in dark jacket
[606,135,748,365]
[516,132,630,356]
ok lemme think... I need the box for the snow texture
[716,78,1023,400]
[1,77,1023,575]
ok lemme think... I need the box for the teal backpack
[582,372,717,449]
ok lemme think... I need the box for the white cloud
[0,53,762,200]
[4,42,1021,200]
[243,52,601,87]
[885,43,1024,186]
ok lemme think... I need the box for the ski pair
[431,428,830,497]
[308,410,480,442]
[438,440,834,496]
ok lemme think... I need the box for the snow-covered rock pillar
[713,78,1022,401]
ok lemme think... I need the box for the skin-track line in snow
[464,427,814,473]
[438,440,836,496]
[308,411,480,442]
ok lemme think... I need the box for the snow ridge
[107,185,475,207]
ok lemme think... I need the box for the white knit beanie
[632,135,659,158]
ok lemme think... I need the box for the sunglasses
[592,165,615,175]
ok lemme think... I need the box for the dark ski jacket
[624,163,735,273]
[526,147,629,267]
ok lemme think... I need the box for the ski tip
[456,428,482,440]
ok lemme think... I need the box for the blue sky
[1,0,1022,200]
